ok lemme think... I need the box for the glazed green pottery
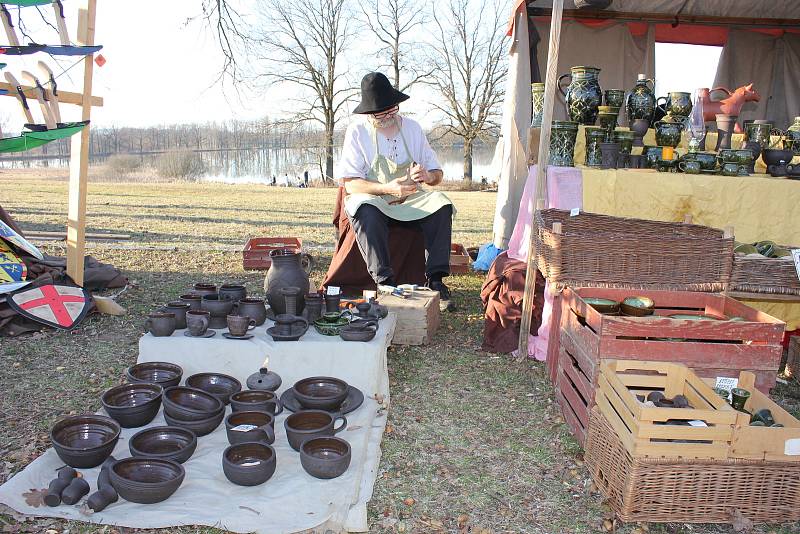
[626,74,656,123]
[643,146,664,168]
[745,120,773,149]
[717,149,738,164]
[531,82,545,128]
[786,116,800,156]
[598,112,618,139]
[613,129,635,156]
[558,66,602,125]
[583,297,619,314]
[604,89,625,109]
[664,91,692,118]
[734,243,759,255]
[721,162,740,176]
[684,152,717,171]
[654,114,684,148]
[678,160,701,174]
[730,388,751,412]
[735,149,754,166]
[584,126,605,167]
[549,121,579,167]
[313,315,350,336]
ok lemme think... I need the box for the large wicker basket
[585,408,800,524]
[731,253,800,296]
[533,209,734,292]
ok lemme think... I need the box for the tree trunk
[325,121,335,183]
[463,138,473,184]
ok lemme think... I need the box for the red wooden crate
[450,243,471,274]
[242,237,303,270]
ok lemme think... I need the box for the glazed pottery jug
[227,315,256,337]
[162,302,190,329]
[246,367,282,392]
[186,310,210,336]
[558,66,602,125]
[715,114,737,150]
[265,250,310,315]
[145,312,176,337]
[236,298,267,326]
[218,284,247,302]
[654,113,684,148]
[531,82,545,127]
[626,74,656,123]
[787,116,800,156]
[584,126,605,167]
[599,142,620,169]
[630,119,649,147]
[604,89,625,109]
[658,92,692,118]
[548,121,579,166]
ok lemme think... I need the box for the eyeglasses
[372,106,399,119]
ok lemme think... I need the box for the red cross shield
[7,283,91,330]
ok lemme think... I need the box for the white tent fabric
[493,8,532,249]
[527,1,800,19]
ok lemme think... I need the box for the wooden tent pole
[518,0,564,356]
[66,0,97,286]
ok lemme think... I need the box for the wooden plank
[595,386,636,454]
[787,337,800,379]
[0,82,103,107]
[729,291,800,303]
[518,0,564,355]
[637,422,733,442]
[546,291,564,384]
[560,331,597,388]
[66,0,97,286]
[559,349,592,406]
[601,315,783,343]
[557,369,588,429]
[631,441,730,460]
[25,230,131,240]
[555,389,586,446]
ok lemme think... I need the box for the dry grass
[1,174,799,534]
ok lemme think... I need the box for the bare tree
[194,0,250,83]
[428,0,507,183]
[248,0,356,181]
[359,0,430,91]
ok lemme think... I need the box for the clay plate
[280,385,364,415]
[222,332,254,340]
[183,330,216,338]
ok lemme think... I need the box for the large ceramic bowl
[582,297,619,315]
[300,436,351,479]
[185,373,242,405]
[125,361,183,388]
[620,296,655,317]
[50,415,121,468]
[128,426,198,464]
[163,386,225,421]
[163,409,225,437]
[762,148,794,167]
[313,315,350,336]
[109,457,185,504]
[222,441,276,486]
[101,383,163,428]
[293,377,349,411]
[230,390,283,415]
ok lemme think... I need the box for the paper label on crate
[784,438,800,456]
[793,249,800,282]
[570,207,580,217]
[231,424,258,432]
[687,420,708,427]
[715,376,738,392]
[326,286,341,296]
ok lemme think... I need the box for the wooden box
[596,360,738,459]
[243,237,302,270]
[449,243,471,274]
[380,288,440,345]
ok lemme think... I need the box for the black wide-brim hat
[353,72,410,114]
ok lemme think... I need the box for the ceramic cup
[678,160,701,174]
[324,293,341,314]
[227,315,256,337]
[731,387,751,411]
[162,302,190,329]
[721,162,740,176]
[178,294,202,311]
[145,312,176,337]
[284,410,347,452]
[186,310,211,336]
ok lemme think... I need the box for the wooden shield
[7,283,91,330]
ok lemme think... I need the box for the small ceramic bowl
[125,361,183,388]
[128,426,198,464]
[109,457,185,504]
[620,296,655,317]
[300,437,351,479]
[163,408,225,437]
[101,383,163,428]
[293,377,350,411]
[582,297,620,315]
[222,441,277,486]
[51,415,121,468]
[225,411,275,445]
[185,373,242,405]
[162,386,225,421]
[339,322,377,342]
[230,390,283,415]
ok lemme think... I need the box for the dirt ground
[1,174,799,534]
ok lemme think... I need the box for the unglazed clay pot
[162,302,190,329]
[222,442,276,486]
[265,250,310,315]
[201,295,234,329]
[219,284,247,302]
[237,298,268,326]
[145,312,176,337]
[300,437,351,479]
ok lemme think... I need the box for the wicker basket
[731,253,800,296]
[585,407,800,524]
[533,209,734,291]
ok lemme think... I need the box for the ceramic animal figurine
[698,84,760,123]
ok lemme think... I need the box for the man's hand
[384,176,418,197]
[410,162,430,184]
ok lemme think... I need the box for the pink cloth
[507,165,583,360]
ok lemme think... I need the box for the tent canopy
[526,1,800,21]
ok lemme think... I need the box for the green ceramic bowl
[620,296,655,317]
[734,243,759,255]
[313,316,350,336]
[583,297,620,315]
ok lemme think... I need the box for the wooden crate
[243,237,302,270]
[596,360,738,459]
[702,372,800,462]
[380,289,440,345]
[561,287,784,393]
[553,327,594,444]
[787,336,800,379]
[450,243,471,274]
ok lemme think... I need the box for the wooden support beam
[518,0,564,357]
[66,0,97,287]
[0,82,102,107]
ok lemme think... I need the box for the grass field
[1,173,799,534]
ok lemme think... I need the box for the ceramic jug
[787,116,800,156]
[531,82,545,127]
[654,113,685,148]
[626,74,656,123]
[265,250,310,315]
[558,66,602,125]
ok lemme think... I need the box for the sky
[0,2,723,132]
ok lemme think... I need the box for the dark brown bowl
[163,386,224,421]
[293,377,349,411]
[185,373,242,405]
[222,442,276,486]
[300,437,351,479]
[109,457,185,504]
[101,383,163,428]
[129,426,198,464]
[163,409,224,437]
[230,390,283,415]
[225,411,275,445]
[50,415,121,468]
[125,361,183,388]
